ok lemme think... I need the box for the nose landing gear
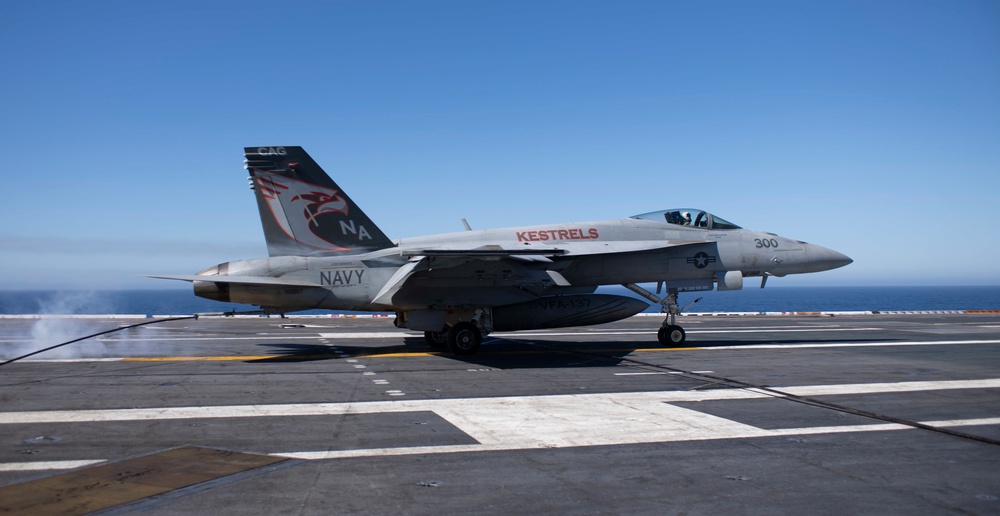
[623,284,702,347]
[658,324,686,346]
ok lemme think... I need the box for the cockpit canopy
[630,209,742,230]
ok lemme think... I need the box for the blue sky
[1,0,998,289]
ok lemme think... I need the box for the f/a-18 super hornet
[153,146,852,354]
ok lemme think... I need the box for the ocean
[0,286,998,316]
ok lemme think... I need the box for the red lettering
[519,227,599,242]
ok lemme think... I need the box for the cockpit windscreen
[630,209,742,230]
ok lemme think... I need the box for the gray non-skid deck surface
[1,314,998,514]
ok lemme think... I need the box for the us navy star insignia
[686,252,717,269]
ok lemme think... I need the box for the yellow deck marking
[0,446,287,515]
[123,355,279,362]
[122,351,437,361]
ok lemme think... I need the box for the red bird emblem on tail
[291,191,349,227]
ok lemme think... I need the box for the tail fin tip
[244,146,394,256]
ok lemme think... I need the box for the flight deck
[1,313,998,514]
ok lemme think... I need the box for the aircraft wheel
[447,322,482,355]
[424,330,448,349]
[657,325,686,346]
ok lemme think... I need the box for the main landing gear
[424,323,482,355]
[623,284,702,347]
[424,330,447,349]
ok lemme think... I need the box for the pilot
[681,211,692,226]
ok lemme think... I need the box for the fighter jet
[153,146,852,354]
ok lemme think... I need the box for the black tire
[657,325,686,346]
[446,322,482,355]
[424,330,448,349]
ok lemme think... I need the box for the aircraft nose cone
[805,244,853,272]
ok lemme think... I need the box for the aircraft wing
[405,248,568,257]
[371,240,708,305]
[555,239,705,256]
[147,275,323,287]
[398,239,703,260]
[400,247,567,264]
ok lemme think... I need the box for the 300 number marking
[755,238,779,248]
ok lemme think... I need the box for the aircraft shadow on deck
[241,343,407,363]
[243,339,637,368]
[243,335,901,368]
[423,338,639,369]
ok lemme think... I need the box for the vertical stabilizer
[244,146,394,256]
